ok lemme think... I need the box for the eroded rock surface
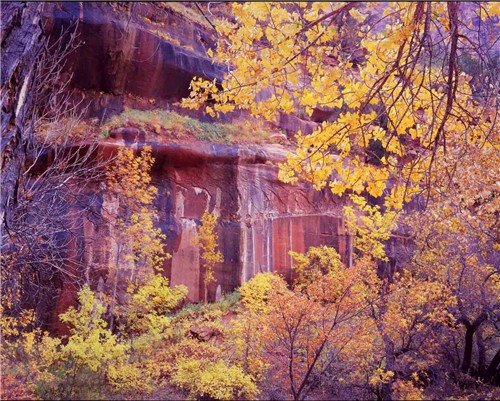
[44,2,221,98]
[49,136,351,334]
[28,3,352,329]
[92,138,350,302]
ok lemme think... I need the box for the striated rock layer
[42,2,222,119]
[152,139,351,301]
[69,136,351,306]
[49,135,351,332]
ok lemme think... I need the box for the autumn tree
[121,274,187,338]
[103,145,169,330]
[1,286,127,400]
[231,272,287,382]
[404,142,499,386]
[229,245,481,400]
[183,2,499,260]
[182,6,499,396]
[172,358,257,400]
[0,14,111,327]
[196,211,224,301]
[365,140,499,398]
[1,274,188,399]
[101,145,190,392]
[231,249,382,400]
[372,272,457,400]
[289,245,342,290]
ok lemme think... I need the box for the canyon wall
[139,138,349,302]
[32,3,351,323]
[67,136,350,306]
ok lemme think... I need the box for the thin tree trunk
[109,243,121,332]
[461,320,475,373]
[460,313,487,373]
[476,328,486,375]
[380,335,396,401]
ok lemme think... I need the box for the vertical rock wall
[32,2,352,320]
[94,140,351,302]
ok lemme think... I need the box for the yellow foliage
[182,2,499,263]
[369,368,395,386]
[123,274,187,336]
[231,257,382,399]
[122,208,169,275]
[0,307,36,340]
[196,212,224,300]
[392,379,425,401]
[172,358,258,400]
[106,362,147,393]
[228,312,270,381]
[344,195,398,260]
[238,272,287,314]
[290,245,342,290]
[381,271,457,374]
[158,336,224,379]
[197,212,224,272]
[0,308,58,398]
[59,285,128,372]
[106,145,169,280]
[104,145,172,334]
[106,146,157,208]
[1,286,132,399]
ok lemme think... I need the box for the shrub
[238,272,287,313]
[122,275,188,337]
[289,245,342,290]
[173,358,258,400]
[103,108,275,144]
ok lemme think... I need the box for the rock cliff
[23,3,351,320]
[110,136,349,302]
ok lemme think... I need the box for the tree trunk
[461,322,475,373]
[460,313,487,374]
[1,2,44,236]
[380,335,396,401]
[476,328,486,375]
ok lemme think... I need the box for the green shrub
[173,290,240,321]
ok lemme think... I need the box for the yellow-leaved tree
[104,145,171,330]
[228,249,383,401]
[196,211,224,301]
[403,142,500,386]
[0,286,129,400]
[182,2,499,259]
[222,246,471,400]
[101,145,189,393]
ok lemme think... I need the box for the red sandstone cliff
[5,3,352,327]
[96,135,351,302]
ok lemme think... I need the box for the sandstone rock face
[42,2,319,134]
[42,2,222,120]
[94,138,351,303]
[33,2,352,323]
[50,137,351,332]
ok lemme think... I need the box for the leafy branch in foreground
[183,2,499,259]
